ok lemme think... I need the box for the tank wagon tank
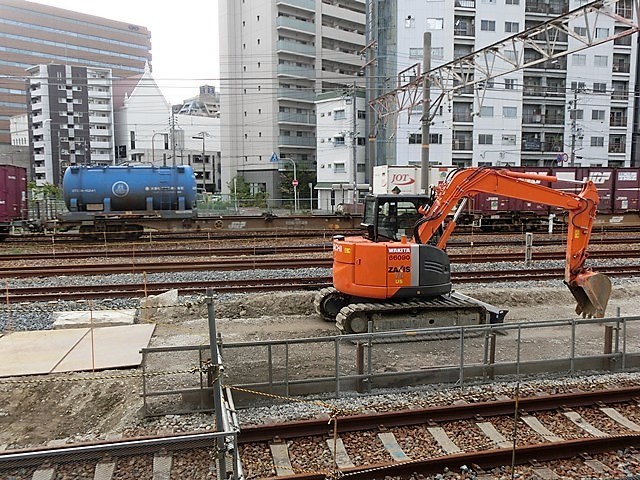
[0,165,27,239]
[63,164,196,212]
[60,164,197,239]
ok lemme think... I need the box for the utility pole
[351,82,358,204]
[171,111,177,167]
[421,32,431,194]
[569,87,580,167]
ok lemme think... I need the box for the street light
[192,132,210,192]
[282,157,298,212]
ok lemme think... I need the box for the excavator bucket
[567,271,612,318]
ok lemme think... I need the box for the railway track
[1,249,639,277]
[3,387,640,479]
[5,264,640,302]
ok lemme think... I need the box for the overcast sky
[31,0,220,105]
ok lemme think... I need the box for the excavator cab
[361,194,431,242]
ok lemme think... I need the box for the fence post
[207,288,227,478]
[356,342,364,393]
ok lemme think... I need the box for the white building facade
[113,72,221,193]
[315,90,366,211]
[219,0,366,201]
[390,0,637,169]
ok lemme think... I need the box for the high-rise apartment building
[219,0,366,199]
[0,0,151,144]
[27,64,115,186]
[380,0,638,169]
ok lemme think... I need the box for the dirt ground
[1,282,639,449]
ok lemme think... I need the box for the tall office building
[0,0,151,144]
[219,0,366,199]
[384,0,638,168]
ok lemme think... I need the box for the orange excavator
[315,167,612,333]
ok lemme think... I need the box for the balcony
[609,144,626,153]
[90,128,112,136]
[610,117,628,127]
[278,135,316,147]
[452,113,473,122]
[525,0,569,15]
[321,48,363,66]
[613,62,631,73]
[454,23,474,37]
[611,90,629,102]
[88,102,111,112]
[321,25,365,45]
[276,16,315,34]
[278,112,316,125]
[276,0,315,11]
[277,40,316,57]
[522,114,543,124]
[89,116,111,124]
[452,139,473,150]
[277,87,316,102]
[522,139,542,151]
[455,0,475,7]
[544,115,565,125]
[277,64,316,79]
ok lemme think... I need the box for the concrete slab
[378,432,410,462]
[326,438,355,468]
[31,468,55,480]
[269,444,294,476]
[0,329,88,377]
[563,411,607,437]
[0,325,155,377]
[427,426,462,454]
[152,454,172,480]
[532,467,560,479]
[94,461,115,480]
[521,416,563,442]
[52,324,155,373]
[53,309,137,329]
[476,421,511,449]
[600,407,640,431]
[140,289,179,320]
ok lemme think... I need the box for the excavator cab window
[362,194,430,242]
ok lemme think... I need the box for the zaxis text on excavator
[315,167,612,333]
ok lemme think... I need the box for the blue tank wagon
[60,165,197,239]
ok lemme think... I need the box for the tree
[227,175,269,208]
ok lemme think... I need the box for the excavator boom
[415,168,611,317]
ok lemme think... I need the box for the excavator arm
[414,168,611,318]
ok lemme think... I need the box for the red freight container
[0,165,27,223]
[612,168,640,214]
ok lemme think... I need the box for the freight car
[466,166,640,230]
[59,164,198,239]
[0,165,27,240]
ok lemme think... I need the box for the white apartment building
[315,90,366,211]
[113,71,221,193]
[219,0,366,201]
[389,0,637,169]
[27,64,116,186]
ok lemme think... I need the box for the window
[572,54,586,66]
[480,106,494,117]
[596,27,609,38]
[506,0,519,4]
[426,18,444,29]
[481,20,496,31]
[571,81,586,91]
[357,137,366,146]
[129,131,135,149]
[357,110,366,119]
[479,134,493,144]
[593,82,607,93]
[504,78,516,90]
[432,47,444,59]
[334,163,346,173]
[409,133,422,144]
[429,133,442,144]
[409,48,422,58]
[592,109,605,120]
[591,136,604,147]
[574,26,587,36]
[570,109,584,120]
[334,136,345,145]
[502,134,516,145]
[505,22,519,33]
[405,16,415,28]
[334,109,345,120]
[503,106,517,118]
[594,55,608,67]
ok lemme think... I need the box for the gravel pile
[1,258,637,332]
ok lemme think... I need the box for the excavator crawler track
[334,292,506,334]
